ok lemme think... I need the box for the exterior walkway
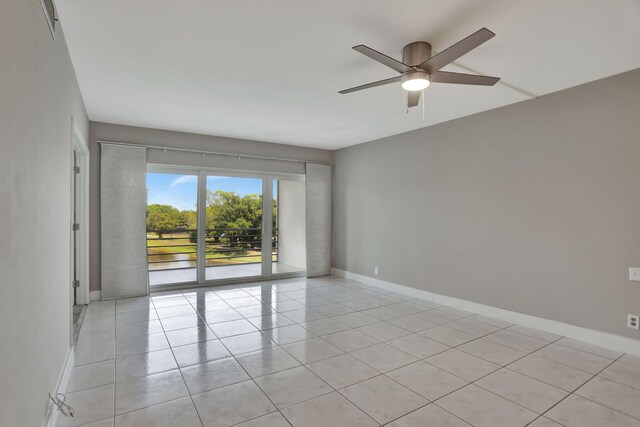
[148,262,304,286]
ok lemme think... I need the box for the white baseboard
[332,268,640,357]
[43,347,75,427]
[90,290,102,301]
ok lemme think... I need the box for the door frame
[146,164,305,289]
[71,118,90,305]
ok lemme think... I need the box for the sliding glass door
[204,175,264,281]
[146,166,305,287]
[146,170,199,286]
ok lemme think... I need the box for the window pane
[272,178,306,275]
[146,172,198,285]
[205,176,263,281]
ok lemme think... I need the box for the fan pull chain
[50,393,75,418]
[422,89,425,120]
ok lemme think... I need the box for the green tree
[205,190,266,249]
[205,190,264,229]
[182,209,197,229]
[146,204,182,238]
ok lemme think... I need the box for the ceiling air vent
[40,0,57,39]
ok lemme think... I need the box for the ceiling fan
[339,28,500,108]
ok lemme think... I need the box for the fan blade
[353,45,413,73]
[431,71,500,86]
[407,90,421,108]
[418,28,495,72]
[339,76,401,94]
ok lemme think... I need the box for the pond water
[148,253,196,271]
[147,252,264,271]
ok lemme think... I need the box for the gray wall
[334,68,640,340]
[89,122,333,291]
[0,1,89,426]
[279,180,306,268]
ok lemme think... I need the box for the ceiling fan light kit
[339,28,501,109]
[401,71,431,91]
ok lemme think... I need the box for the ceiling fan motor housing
[401,42,432,90]
[402,41,432,67]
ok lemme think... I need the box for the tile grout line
[215,317,461,425]
[477,332,634,389]
[216,284,403,424]
[263,305,465,424]
[173,284,295,426]
[372,307,639,407]
[182,288,290,427]
[77,278,637,426]
[73,289,269,423]
[330,309,511,423]
[568,390,640,423]
[103,296,196,424]
[204,287,640,424]
[157,290,209,427]
[379,322,535,425]
[523,353,625,426]
[376,336,551,425]
[137,288,541,424]
[381,320,567,424]
[457,338,564,418]
[433,327,603,418]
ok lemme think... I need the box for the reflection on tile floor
[62,276,640,426]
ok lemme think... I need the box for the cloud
[166,175,230,190]
[168,175,197,190]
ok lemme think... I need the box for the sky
[146,173,268,211]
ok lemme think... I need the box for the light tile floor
[62,276,640,427]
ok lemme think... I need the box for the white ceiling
[56,0,640,150]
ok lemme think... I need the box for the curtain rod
[96,140,333,166]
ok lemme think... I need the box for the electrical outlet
[629,267,640,282]
[628,314,640,330]
[374,266,379,276]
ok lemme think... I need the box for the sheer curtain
[305,163,332,277]
[100,144,148,299]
